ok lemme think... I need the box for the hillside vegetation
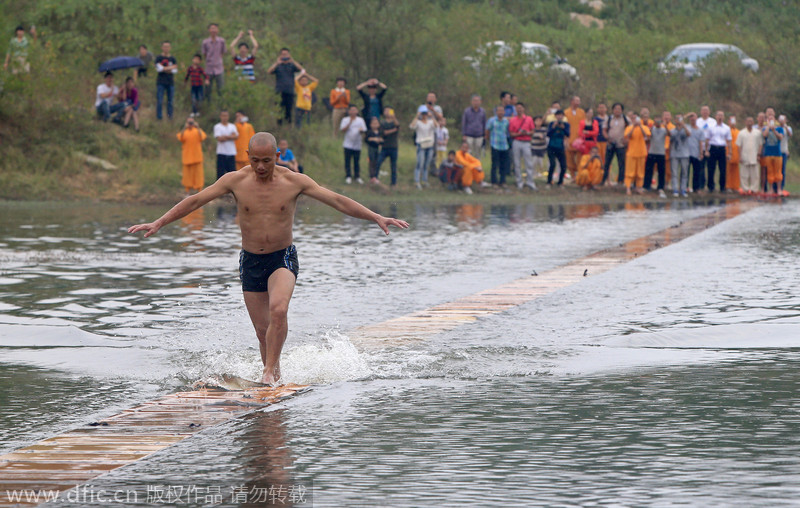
[1,0,798,201]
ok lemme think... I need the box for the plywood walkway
[0,385,308,506]
[0,200,758,506]
[350,200,760,347]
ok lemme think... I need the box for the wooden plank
[0,384,308,505]
[351,201,759,348]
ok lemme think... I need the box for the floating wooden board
[0,384,308,507]
[351,200,760,347]
[0,200,759,506]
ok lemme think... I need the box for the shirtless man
[128,132,409,384]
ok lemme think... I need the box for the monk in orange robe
[177,116,207,193]
[576,147,603,189]
[234,111,256,170]
[455,141,485,193]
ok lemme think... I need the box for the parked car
[465,40,579,80]
[657,43,759,78]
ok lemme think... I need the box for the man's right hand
[128,222,161,238]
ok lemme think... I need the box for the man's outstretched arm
[300,176,409,235]
[128,176,234,237]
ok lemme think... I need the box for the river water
[0,198,798,506]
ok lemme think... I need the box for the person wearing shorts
[129,132,408,385]
[239,245,299,292]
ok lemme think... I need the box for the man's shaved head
[248,132,277,152]
[247,132,280,178]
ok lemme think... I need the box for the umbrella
[98,56,144,73]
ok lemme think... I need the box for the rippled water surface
[1,198,799,506]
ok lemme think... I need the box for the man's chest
[236,183,298,218]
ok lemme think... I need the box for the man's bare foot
[261,364,282,386]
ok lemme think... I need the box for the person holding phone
[546,110,570,187]
[576,145,603,190]
[623,114,651,195]
[177,117,208,194]
[268,48,305,125]
[762,112,785,194]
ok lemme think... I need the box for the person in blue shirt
[500,91,515,118]
[546,110,570,186]
[485,106,510,185]
[762,113,784,194]
[277,139,303,173]
[356,78,388,122]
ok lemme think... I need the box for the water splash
[281,329,373,384]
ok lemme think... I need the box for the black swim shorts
[238,245,299,292]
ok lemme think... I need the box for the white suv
[658,43,759,78]
[465,40,579,80]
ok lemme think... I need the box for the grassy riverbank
[1,0,798,204]
[1,111,796,206]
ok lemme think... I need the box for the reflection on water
[1,198,799,506]
[234,409,301,507]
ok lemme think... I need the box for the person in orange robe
[576,146,603,189]
[624,117,651,194]
[726,116,740,191]
[564,95,586,179]
[176,116,207,193]
[454,141,485,194]
[234,111,256,170]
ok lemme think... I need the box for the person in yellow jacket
[726,116,741,191]
[234,111,256,170]
[576,146,603,189]
[176,116,207,194]
[624,116,651,195]
[294,70,318,128]
[454,141,486,194]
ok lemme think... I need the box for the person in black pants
[602,103,629,184]
[643,117,667,193]
[267,48,305,126]
[376,107,400,185]
[706,110,732,192]
[546,110,570,186]
[340,105,366,184]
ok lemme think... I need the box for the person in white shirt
[410,106,436,189]
[435,117,449,169]
[95,72,124,122]
[705,110,732,192]
[421,92,444,176]
[696,105,717,189]
[340,105,367,184]
[779,115,793,191]
[213,110,239,180]
[736,117,764,193]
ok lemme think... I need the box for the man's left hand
[375,216,409,235]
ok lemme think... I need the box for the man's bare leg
[245,269,296,385]
[243,291,270,366]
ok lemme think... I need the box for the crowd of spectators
[74,20,796,196]
[330,86,792,197]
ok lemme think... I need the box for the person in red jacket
[577,107,599,155]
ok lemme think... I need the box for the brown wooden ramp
[350,200,760,347]
[0,200,759,506]
[0,384,308,506]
